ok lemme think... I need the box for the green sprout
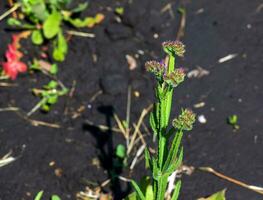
[28,80,68,116]
[34,190,61,200]
[130,41,196,200]
[227,114,239,130]
[115,7,124,15]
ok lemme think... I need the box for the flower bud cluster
[145,60,166,79]
[173,109,196,131]
[162,40,185,57]
[163,68,185,88]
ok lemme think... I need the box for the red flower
[2,61,27,80]
[1,34,27,80]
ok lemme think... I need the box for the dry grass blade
[0,3,20,21]
[127,104,153,155]
[0,107,20,112]
[0,151,16,168]
[85,120,122,133]
[130,144,146,170]
[67,30,95,38]
[176,7,186,40]
[199,167,263,195]
[114,113,127,139]
[0,82,18,87]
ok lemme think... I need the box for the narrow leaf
[163,130,183,172]
[34,190,44,200]
[171,180,182,200]
[131,180,146,200]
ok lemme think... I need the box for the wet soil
[0,0,263,199]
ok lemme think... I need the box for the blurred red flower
[1,34,27,80]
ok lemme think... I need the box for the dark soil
[1,0,263,199]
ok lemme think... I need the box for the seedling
[28,80,68,116]
[7,0,104,62]
[227,114,239,130]
[130,41,196,200]
[34,190,61,200]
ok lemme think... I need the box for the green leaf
[163,130,183,172]
[34,190,44,200]
[116,144,126,159]
[131,180,146,200]
[53,31,68,61]
[31,1,48,21]
[51,194,61,200]
[125,192,137,200]
[43,11,62,39]
[171,180,181,200]
[115,7,124,15]
[50,64,58,75]
[41,104,51,112]
[47,95,58,104]
[7,18,22,26]
[31,30,44,45]
[198,189,227,200]
[66,17,94,28]
[149,111,158,136]
[144,148,152,169]
[165,147,183,174]
[47,80,58,89]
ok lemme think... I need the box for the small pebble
[198,115,207,124]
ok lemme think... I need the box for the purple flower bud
[173,109,196,131]
[163,68,185,87]
[162,41,185,57]
[145,60,165,78]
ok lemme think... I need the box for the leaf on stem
[131,180,146,200]
[43,11,62,39]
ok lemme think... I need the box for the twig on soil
[0,3,21,21]
[67,30,95,38]
[0,151,16,168]
[176,7,186,40]
[15,110,61,128]
[130,144,145,170]
[85,119,122,133]
[125,85,132,146]
[218,54,238,63]
[161,3,175,19]
[114,113,127,139]
[8,0,17,18]
[89,90,103,103]
[0,82,18,87]
[0,107,20,112]
[199,167,263,195]
[127,104,153,155]
[25,117,61,128]
[0,146,26,168]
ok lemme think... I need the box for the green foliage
[115,7,124,15]
[32,80,68,112]
[53,31,68,61]
[32,30,44,45]
[131,42,196,200]
[51,194,61,200]
[116,144,126,159]
[34,191,44,200]
[227,114,239,130]
[34,191,61,200]
[43,10,62,39]
[8,0,91,62]
[198,189,226,200]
